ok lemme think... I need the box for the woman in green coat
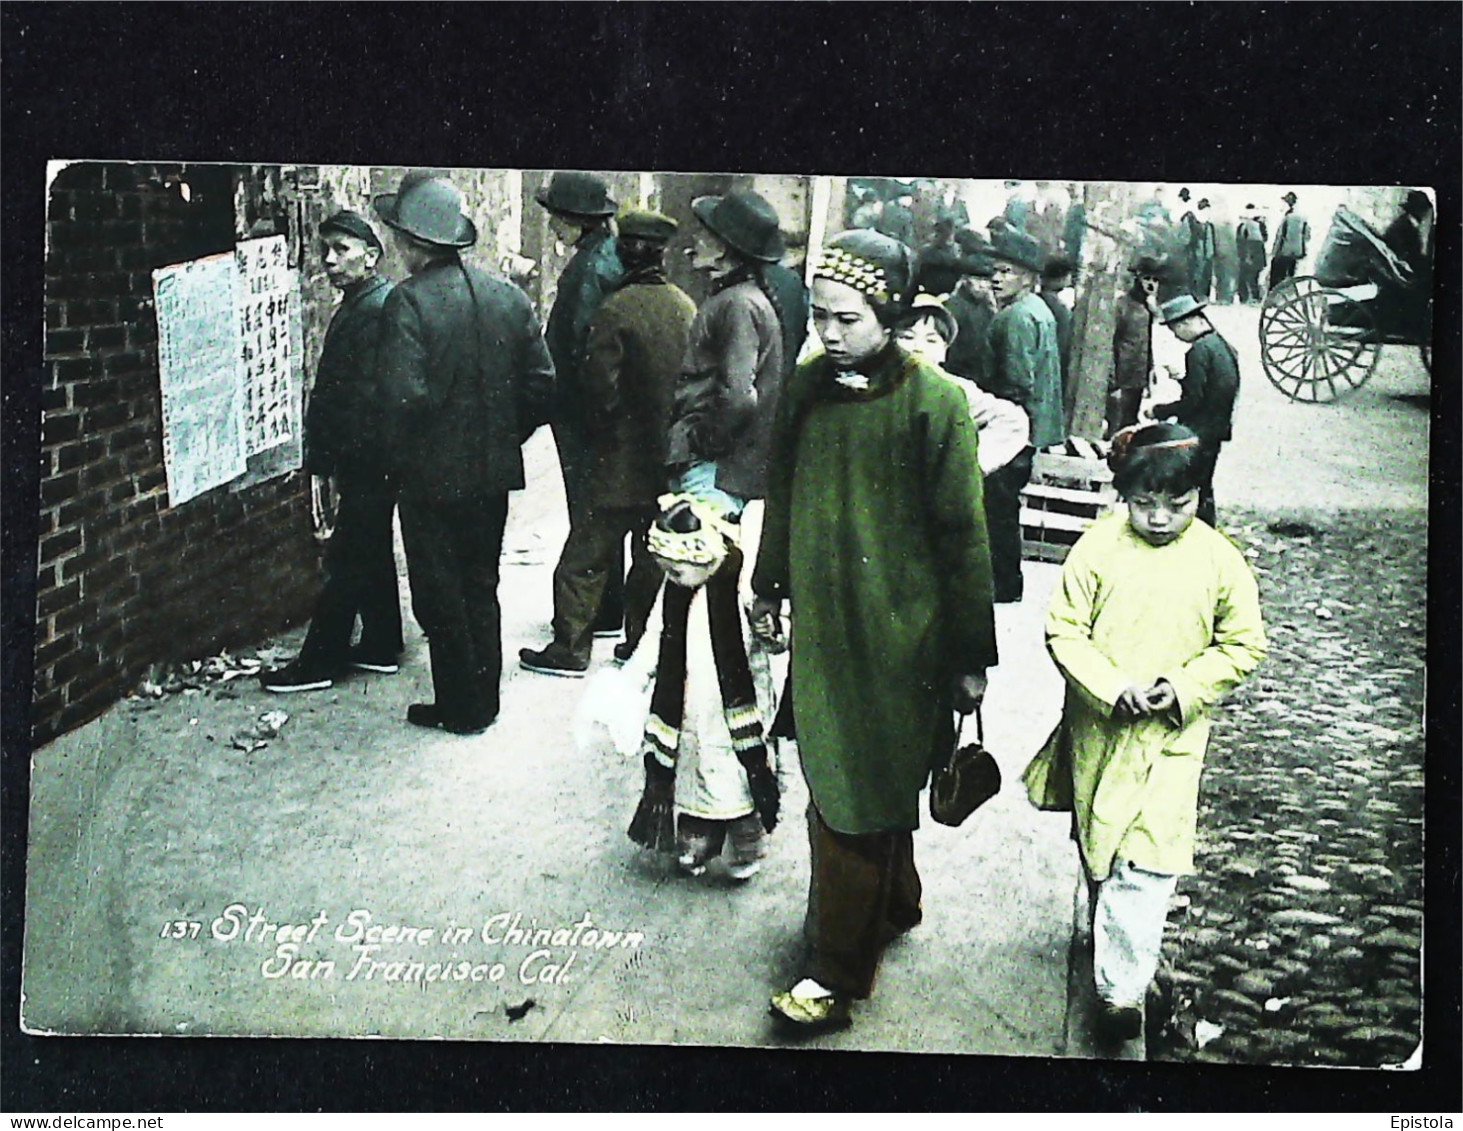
[750,230,997,1031]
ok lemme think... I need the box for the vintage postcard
[23,162,1431,1071]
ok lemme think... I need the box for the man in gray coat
[373,174,555,733]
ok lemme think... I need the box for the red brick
[34,636,74,673]
[53,602,89,635]
[38,580,80,617]
[39,533,82,569]
[40,472,80,507]
[135,467,166,493]
[80,459,128,492]
[45,327,87,355]
[87,557,128,592]
[42,413,83,446]
[102,351,146,377]
[83,402,130,432]
[87,325,129,351]
[58,494,108,527]
[57,438,106,473]
[73,377,120,408]
[49,353,98,381]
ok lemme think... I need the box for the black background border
[3,1,1459,1113]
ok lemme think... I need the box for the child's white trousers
[1092,858,1178,1006]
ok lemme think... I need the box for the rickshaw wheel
[1259,278,1381,403]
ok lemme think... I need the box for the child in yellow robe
[1037,421,1267,1042]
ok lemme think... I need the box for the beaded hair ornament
[814,246,891,303]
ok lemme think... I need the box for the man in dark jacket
[537,171,627,635]
[986,227,1064,603]
[1269,191,1310,290]
[1236,205,1269,304]
[262,211,401,693]
[373,174,555,733]
[1039,256,1076,420]
[1151,295,1240,528]
[1108,257,1163,437]
[520,210,696,674]
[943,230,997,389]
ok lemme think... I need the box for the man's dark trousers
[983,448,1034,603]
[399,493,510,727]
[297,469,402,670]
[551,502,663,660]
[1194,443,1221,529]
[552,419,626,631]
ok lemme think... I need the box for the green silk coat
[752,346,998,834]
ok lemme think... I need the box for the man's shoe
[518,643,588,677]
[1096,1001,1144,1043]
[612,639,638,664]
[260,661,337,693]
[348,646,401,674]
[406,703,493,735]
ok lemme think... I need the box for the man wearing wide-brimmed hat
[942,228,997,391]
[985,226,1064,603]
[371,173,555,734]
[1150,293,1240,528]
[261,210,402,694]
[536,171,627,635]
[1269,190,1310,290]
[520,209,696,675]
[666,188,788,514]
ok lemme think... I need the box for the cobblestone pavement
[1149,508,1427,1067]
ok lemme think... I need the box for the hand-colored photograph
[23,163,1431,1070]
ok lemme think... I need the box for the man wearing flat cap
[520,210,697,673]
[537,171,627,637]
[1151,294,1240,528]
[985,227,1065,603]
[372,173,555,734]
[262,210,401,693]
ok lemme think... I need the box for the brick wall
[35,162,319,744]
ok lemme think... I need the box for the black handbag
[930,706,1001,827]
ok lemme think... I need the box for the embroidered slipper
[769,983,852,1033]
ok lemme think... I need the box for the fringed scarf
[640,543,768,772]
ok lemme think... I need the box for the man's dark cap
[1042,256,1075,281]
[617,209,678,243]
[320,210,383,253]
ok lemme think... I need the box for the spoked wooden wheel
[1259,278,1381,402]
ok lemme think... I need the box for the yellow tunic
[1042,511,1267,881]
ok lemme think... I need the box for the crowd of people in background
[252,169,1460,1046]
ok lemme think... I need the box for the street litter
[1194,1020,1225,1049]
[230,709,290,752]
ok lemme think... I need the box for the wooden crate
[1020,450,1117,563]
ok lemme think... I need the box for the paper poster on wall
[152,252,248,506]
[235,235,297,456]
